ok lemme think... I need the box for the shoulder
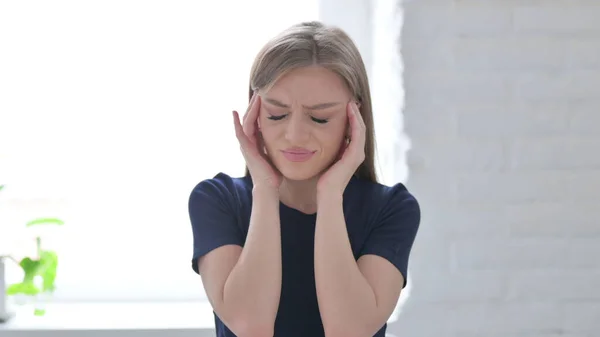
[189,172,252,207]
[349,177,420,227]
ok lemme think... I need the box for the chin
[278,165,319,181]
[269,151,335,182]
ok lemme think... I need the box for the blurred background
[0,0,598,336]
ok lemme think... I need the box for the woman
[189,21,420,337]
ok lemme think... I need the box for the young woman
[189,21,420,337]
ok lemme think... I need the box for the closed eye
[267,114,328,124]
[267,114,287,121]
[311,117,328,124]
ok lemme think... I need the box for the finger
[233,110,251,149]
[242,91,258,124]
[257,134,280,172]
[347,102,359,138]
[257,131,269,159]
[243,94,261,137]
[347,102,365,151]
[352,101,366,130]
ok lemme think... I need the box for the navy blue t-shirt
[189,172,420,337]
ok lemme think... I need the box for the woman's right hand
[233,91,282,191]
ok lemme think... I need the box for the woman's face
[258,66,352,181]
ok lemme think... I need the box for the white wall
[393,1,600,336]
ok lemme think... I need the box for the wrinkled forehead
[263,66,351,105]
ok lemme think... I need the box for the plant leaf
[38,250,58,292]
[19,257,41,283]
[6,253,59,296]
[0,185,4,192]
[6,281,39,296]
[26,218,64,227]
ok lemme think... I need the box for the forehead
[265,66,351,102]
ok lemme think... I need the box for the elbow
[324,324,350,337]
[324,322,375,337]
[229,317,274,337]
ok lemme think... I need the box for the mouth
[281,148,316,162]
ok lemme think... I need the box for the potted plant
[0,184,65,320]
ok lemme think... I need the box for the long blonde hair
[245,21,378,183]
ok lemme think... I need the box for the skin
[257,66,352,213]
[200,65,403,337]
[253,66,403,336]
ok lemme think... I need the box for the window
[0,0,320,301]
[1,0,406,305]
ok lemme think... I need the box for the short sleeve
[189,175,245,274]
[358,186,420,288]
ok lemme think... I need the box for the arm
[315,188,420,337]
[314,192,402,337]
[198,186,281,337]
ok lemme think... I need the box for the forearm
[314,192,378,337]
[223,186,282,333]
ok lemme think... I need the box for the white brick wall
[393,1,600,336]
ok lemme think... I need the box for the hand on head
[316,100,366,197]
[233,91,282,191]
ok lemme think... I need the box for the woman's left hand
[316,100,366,198]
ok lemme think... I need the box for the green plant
[1,184,64,316]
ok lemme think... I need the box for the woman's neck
[278,177,319,215]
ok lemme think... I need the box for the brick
[453,238,568,270]
[507,270,600,301]
[457,103,569,138]
[391,302,485,336]
[403,105,457,139]
[454,238,600,270]
[402,3,454,38]
[422,204,510,239]
[413,270,508,302]
[452,37,567,72]
[452,3,513,37]
[406,172,458,203]
[405,72,513,104]
[411,138,509,172]
[457,172,569,203]
[566,238,600,268]
[567,171,600,201]
[409,235,454,273]
[514,6,600,35]
[567,100,600,136]
[402,38,454,70]
[458,333,588,337]
[567,38,600,69]
[509,138,600,170]
[398,302,564,333]
[564,302,600,331]
[514,72,600,101]
[469,302,565,333]
[398,1,600,336]
[508,202,600,238]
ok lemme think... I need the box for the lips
[281,148,316,162]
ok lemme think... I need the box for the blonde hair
[246,21,378,183]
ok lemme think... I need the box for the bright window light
[0,0,319,301]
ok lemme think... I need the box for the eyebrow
[263,97,342,110]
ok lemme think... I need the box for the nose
[284,113,310,144]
